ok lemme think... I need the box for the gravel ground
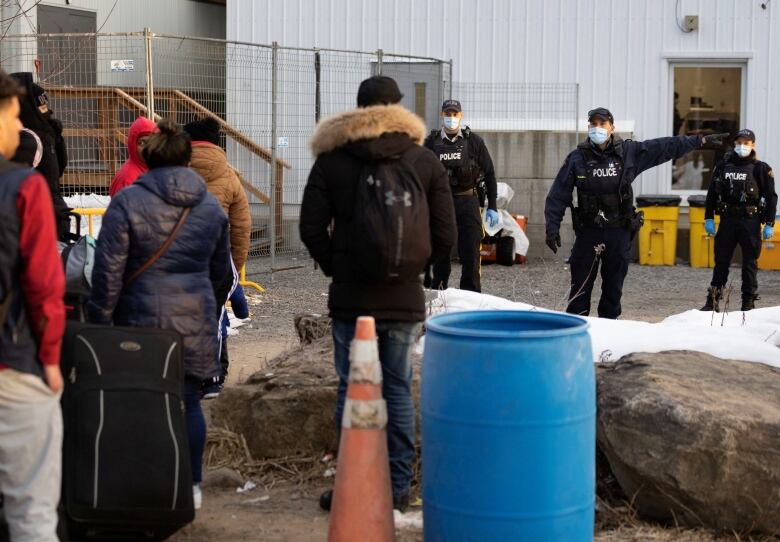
[243,257,780,343]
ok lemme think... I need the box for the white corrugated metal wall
[228,0,780,197]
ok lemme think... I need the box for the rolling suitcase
[60,322,194,541]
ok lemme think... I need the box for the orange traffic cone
[328,316,395,542]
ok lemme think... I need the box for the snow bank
[425,289,780,369]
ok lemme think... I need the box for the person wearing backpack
[300,76,456,513]
[0,69,65,542]
[87,119,233,510]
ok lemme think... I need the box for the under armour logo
[385,190,412,207]
[366,175,382,187]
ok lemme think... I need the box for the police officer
[545,107,728,319]
[424,99,498,292]
[700,129,776,312]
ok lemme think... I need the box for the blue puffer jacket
[87,166,232,379]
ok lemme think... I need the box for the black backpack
[350,146,431,284]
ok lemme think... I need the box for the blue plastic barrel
[422,310,594,542]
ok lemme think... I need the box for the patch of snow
[424,289,780,369]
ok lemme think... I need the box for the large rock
[211,338,339,458]
[211,336,423,460]
[597,351,780,534]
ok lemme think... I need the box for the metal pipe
[314,50,321,124]
[269,41,278,275]
[377,49,383,75]
[143,27,155,119]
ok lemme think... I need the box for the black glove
[701,132,730,147]
[545,232,561,254]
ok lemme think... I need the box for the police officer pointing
[424,99,498,292]
[700,129,776,312]
[545,107,728,318]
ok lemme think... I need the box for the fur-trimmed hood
[310,104,426,157]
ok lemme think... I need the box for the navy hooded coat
[87,166,233,379]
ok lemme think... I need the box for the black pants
[711,216,762,296]
[566,227,631,319]
[429,194,483,292]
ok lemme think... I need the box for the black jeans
[566,227,631,319]
[711,216,762,296]
[430,194,483,292]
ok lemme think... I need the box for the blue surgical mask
[734,144,752,158]
[588,127,610,145]
[443,116,460,131]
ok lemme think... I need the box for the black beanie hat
[30,82,49,109]
[357,76,403,107]
[183,117,220,145]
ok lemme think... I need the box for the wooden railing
[49,86,290,236]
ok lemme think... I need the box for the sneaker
[319,489,333,511]
[393,493,410,513]
[201,377,222,400]
[193,484,202,510]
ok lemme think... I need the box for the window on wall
[671,66,743,191]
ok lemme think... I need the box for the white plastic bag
[495,182,515,210]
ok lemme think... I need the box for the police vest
[715,161,760,205]
[0,165,41,378]
[428,130,479,190]
[573,150,628,225]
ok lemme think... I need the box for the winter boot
[700,287,722,312]
[741,294,757,312]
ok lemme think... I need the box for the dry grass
[204,426,324,489]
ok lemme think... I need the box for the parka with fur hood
[300,104,456,322]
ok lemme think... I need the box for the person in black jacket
[545,107,728,319]
[300,76,456,513]
[87,119,233,510]
[423,99,498,292]
[700,129,776,312]
[11,73,70,240]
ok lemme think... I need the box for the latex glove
[545,232,561,254]
[704,218,716,236]
[486,209,500,229]
[701,132,730,146]
[763,224,775,241]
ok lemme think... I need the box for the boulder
[211,336,423,460]
[597,351,780,534]
[211,337,339,459]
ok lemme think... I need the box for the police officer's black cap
[735,129,755,142]
[587,107,614,124]
[357,76,403,107]
[441,99,462,113]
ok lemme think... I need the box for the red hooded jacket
[109,117,157,197]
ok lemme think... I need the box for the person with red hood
[109,116,157,197]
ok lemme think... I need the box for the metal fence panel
[0,33,149,206]
[451,82,579,133]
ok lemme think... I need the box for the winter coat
[300,104,456,322]
[188,141,252,270]
[11,72,70,240]
[87,166,233,380]
[109,117,157,197]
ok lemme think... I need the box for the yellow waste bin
[687,195,720,268]
[636,195,682,266]
[758,214,780,270]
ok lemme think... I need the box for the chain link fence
[0,31,579,275]
[0,30,452,275]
